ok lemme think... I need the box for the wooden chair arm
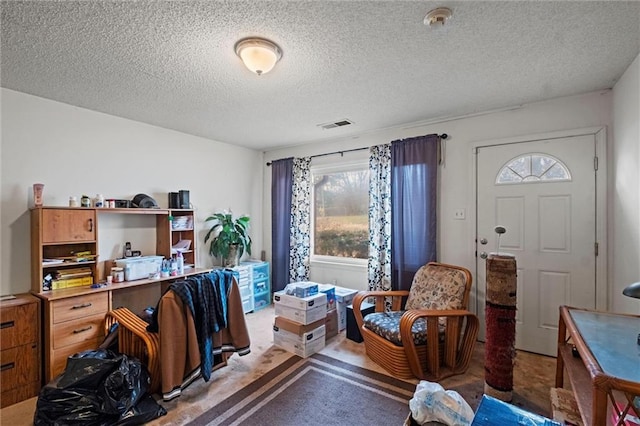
[104,307,161,393]
[399,309,479,381]
[352,290,410,330]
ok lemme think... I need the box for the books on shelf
[52,276,93,290]
[55,267,92,279]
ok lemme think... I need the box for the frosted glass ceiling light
[235,38,282,76]
[424,7,453,28]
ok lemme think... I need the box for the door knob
[479,251,488,259]
[480,238,488,245]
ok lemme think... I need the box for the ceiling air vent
[318,119,354,130]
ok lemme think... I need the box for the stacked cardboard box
[334,286,358,331]
[273,290,327,358]
[318,284,336,311]
[273,316,326,358]
[318,284,338,340]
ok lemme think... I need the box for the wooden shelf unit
[30,206,203,382]
[31,207,98,293]
[156,209,196,269]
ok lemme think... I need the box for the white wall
[1,89,264,296]
[263,91,612,295]
[611,54,640,314]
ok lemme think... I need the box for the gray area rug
[188,353,417,426]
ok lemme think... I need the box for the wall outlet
[454,208,466,220]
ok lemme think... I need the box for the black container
[178,190,190,209]
[168,192,180,209]
[346,302,375,343]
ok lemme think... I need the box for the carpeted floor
[0,305,557,425]
[188,353,416,426]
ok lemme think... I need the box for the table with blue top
[555,306,640,425]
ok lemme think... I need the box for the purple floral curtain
[271,158,293,292]
[391,134,439,291]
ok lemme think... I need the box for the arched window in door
[495,153,571,184]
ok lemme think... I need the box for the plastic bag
[34,349,166,426]
[409,380,474,426]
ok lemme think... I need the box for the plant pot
[224,244,240,267]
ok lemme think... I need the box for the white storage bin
[115,256,163,281]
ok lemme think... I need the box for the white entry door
[476,134,598,356]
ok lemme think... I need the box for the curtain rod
[266,133,448,166]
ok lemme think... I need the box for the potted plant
[204,211,252,267]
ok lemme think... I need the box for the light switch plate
[454,208,466,220]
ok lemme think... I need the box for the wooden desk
[555,306,640,425]
[34,268,212,382]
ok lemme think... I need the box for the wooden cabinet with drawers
[0,294,41,407]
[45,292,108,380]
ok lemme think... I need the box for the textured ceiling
[1,1,639,151]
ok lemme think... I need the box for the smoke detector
[424,7,453,27]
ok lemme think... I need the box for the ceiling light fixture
[424,7,453,28]
[234,37,282,76]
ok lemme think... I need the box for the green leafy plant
[204,211,252,265]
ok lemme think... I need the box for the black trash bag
[98,352,149,415]
[115,394,167,426]
[34,349,166,426]
[57,350,122,389]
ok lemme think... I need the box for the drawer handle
[71,303,92,309]
[88,218,93,232]
[0,320,15,329]
[1,362,15,371]
[73,325,92,334]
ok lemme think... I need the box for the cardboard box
[273,326,326,358]
[274,316,325,336]
[273,291,327,311]
[318,284,336,311]
[294,282,318,298]
[334,287,358,331]
[325,308,338,341]
[273,322,325,344]
[275,303,327,325]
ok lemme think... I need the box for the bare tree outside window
[313,168,369,259]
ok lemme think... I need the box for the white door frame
[469,126,608,320]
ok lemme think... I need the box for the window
[496,153,571,184]
[311,162,369,263]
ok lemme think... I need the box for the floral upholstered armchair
[352,262,479,380]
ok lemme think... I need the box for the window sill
[310,258,367,270]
